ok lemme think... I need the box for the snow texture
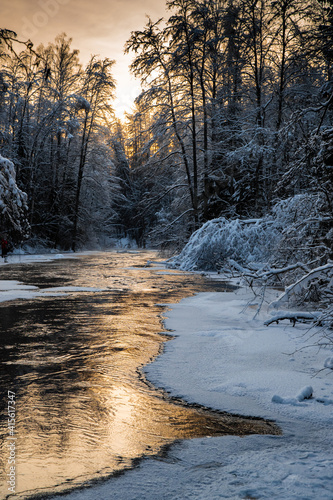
[270,263,333,310]
[168,194,332,274]
[168,217,279,271]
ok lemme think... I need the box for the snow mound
[324,357,333,369]
[296,386,314,401]
[272,386,313,405]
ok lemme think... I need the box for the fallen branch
[265,310,321,327]
[227,259,312,281]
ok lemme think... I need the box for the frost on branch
[271,194,332,268]
[265,310,321,327]
[71,94,91,112]
[270,263,333,310]
[0,154,29,238]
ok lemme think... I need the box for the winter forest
[0,0,332,275]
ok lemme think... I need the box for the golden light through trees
[2,0,167,118]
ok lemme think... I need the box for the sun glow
[113,82,141,119]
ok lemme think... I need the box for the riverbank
[1,254,332,499]
[52,274,333,499]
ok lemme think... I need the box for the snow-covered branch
[270,263,333,310]
[265,310,321,327]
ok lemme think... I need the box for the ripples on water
[0,251,280,498]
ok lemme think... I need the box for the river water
[0,251,280,499]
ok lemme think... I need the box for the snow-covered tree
[0,153,29,239]
[0,33,118,250]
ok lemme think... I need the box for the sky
[2,0,168,117]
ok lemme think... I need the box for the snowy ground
[1,254,333,499]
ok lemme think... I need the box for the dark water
[0,251,280,499]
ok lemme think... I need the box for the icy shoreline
[146,286,333,423]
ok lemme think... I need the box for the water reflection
[0,252,280,499]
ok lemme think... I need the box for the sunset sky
[2,0,167,117]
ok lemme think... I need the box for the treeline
[0,32,116,250]
[0,0,333,253]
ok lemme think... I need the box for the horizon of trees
[0,0,332,259]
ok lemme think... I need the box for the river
[0,251,280,499]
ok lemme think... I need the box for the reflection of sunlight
[106,385,146,457]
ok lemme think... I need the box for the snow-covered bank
[147,288,333,422]
[51,281,333,500]
[1,251,69,266]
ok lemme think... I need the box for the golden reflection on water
[0,252,280,499]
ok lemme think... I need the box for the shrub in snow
[169,193,332,274]
[168,217,280,271]
[0,153,29,238]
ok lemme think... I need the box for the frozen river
[0,251,280,499]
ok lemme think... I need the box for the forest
[0,0,332,264]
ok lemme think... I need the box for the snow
[270,263,333,310]
[0,279,107,303]
[168,194,332,275]
[324,357,333,370]
[271,386,314,405]
[168,217,279,271]
[2,251,74,265]
[1,255,332,499]
[264,310,321,326]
